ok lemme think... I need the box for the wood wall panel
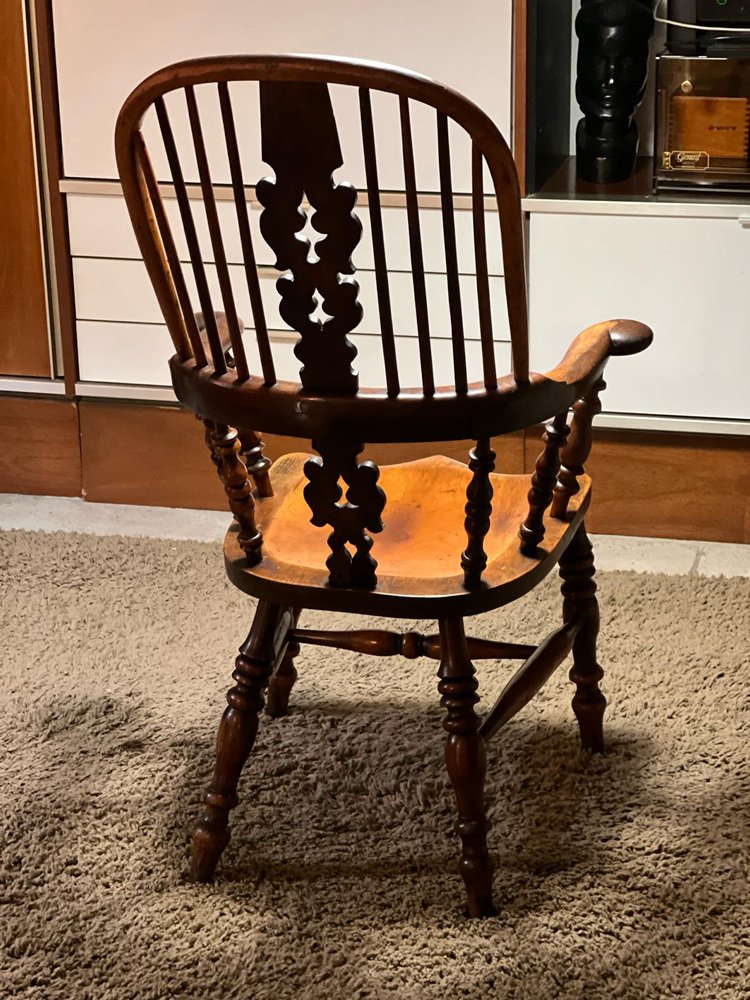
[0,1,51,376]
[525,427,750,543]
[78,401,526,509]
[0,396,80,494]
[2,398,746,543]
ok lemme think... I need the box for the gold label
[663,150,710,171]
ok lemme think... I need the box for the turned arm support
[519,319,652,551]
[544,318,653,393]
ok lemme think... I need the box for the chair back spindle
[116,56,556,591]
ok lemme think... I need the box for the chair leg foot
[438,618,497,918]
[190,602,280,881]
[559,523,606,754]
[266,636,300,718]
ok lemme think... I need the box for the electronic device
[667,0,750,55]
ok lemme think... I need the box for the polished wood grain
[257,80,361,394]
[461,438,496,587]
[0,0,51,377]
[479,619,579,741]
[114,54,656,917]
[224,452,591,619]
[512,0,529,193]
[551,379,604,520]
[204,421,262,565]
[304,439,385,589]
[559,525,604,753]
[32,0,77,392]
[192,602,295,881]
[75,402,527,510]
[437,617,496,918]
[519,411,569,555]
[79,402,226,509]
[291,628,535,661]
[524,428,750,544]
[0,396,80,495]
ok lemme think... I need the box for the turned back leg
[437,618,496,918]
[558,523,605,752]
[266,609,301,718]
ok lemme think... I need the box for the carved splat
[519,411,570,554]
[551,379,605,519]
[257,81,362,394]
[303,439,385,589]
[461,438,496,588]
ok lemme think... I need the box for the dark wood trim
[0,394,81,495]
[0,0,51,377]
[78,400,526,509]
[1,397,745,544]
[31,0,78,394]
[512,0,528,194]
[525,425,750,543]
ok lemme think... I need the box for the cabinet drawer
[67,193,505,276]
[72,258,511,342]
[528,213,750,420]
[76,320,512,389]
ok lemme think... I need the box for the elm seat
[224,453,592,618]
[115,52,653,919]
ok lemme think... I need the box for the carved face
[576,1,653,116]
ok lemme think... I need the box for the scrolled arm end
[606,318,654,357]
[545,317,653,390]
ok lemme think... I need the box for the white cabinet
[528,210,750,422]
[52,0,512,190]
[53,1,515,394]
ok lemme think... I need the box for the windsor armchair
[116,54,652,918]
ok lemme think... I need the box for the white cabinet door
[53,0,512,189]
[528,212,750,421]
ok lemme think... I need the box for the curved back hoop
[116,54,534,443]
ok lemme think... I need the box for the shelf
[523,156,750,218]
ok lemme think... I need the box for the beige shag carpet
[0,529,748,999]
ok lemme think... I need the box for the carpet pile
[0,529,748,999]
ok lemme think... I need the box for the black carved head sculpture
[575,0,654,183]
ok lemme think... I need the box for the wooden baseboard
[0,395,81,495]
[524,426,749,544]
[1,396,747,543]
[78,400,526,508]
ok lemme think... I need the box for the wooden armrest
[544,318,653,389]
[194,311,245,355]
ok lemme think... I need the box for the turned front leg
[558,523,605,752]
[437,618,496,918]
[191,602,282,882]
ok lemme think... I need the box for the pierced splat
[303,439,385,589]
[257,81,362,394]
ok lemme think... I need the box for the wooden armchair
[116,55,652,917]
